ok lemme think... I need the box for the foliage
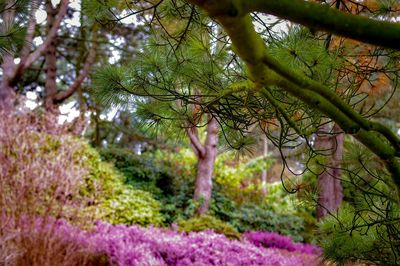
[212,177,308,241]
[99,147,197,223]
[318,204,398,265]
[228,203,305,242]
[90,222,305,266]
[243,231,321,255]
[76,145,165,227]
[98,146,309,238]
[99,147,164,196]
[177,215,241,240]
[100,187,164,226]
[214,153,275,205]
[317,139,400,265]
[2,214,321,265]
[0,0,29,59]
[0,112,91,224]
[0,113,102,265]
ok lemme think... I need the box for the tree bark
[44,1,58,112]
[0,0,68,111]
[260,134,268,195]
[0,0,17,111]
[315,123,344,219]
[188,115,219,215]
[0,55,16,111]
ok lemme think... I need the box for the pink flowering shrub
[2,217,320,266]
[89,222,305,266]
[243,231,322,255]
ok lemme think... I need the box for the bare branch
[12,0,68,81]
[19,0,40,61]
[54,28,98,103]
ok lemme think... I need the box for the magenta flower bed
[5,218,319,266]
[243,231,322,255]
[88,222,305,266]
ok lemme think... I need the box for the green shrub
[77,146,164,226]
[100,187,164,226]
[211,185,305,242]
[19,132,165,227]
[177,215,241,240]
[229,204,305,242]
[99,147,194,198]
[99,147,197,224]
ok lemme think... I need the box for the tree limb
[19,0,40,61]
[54,28,98,103]
[12,0,68,82]
[190,0,400,49]
[187,125,206,158]
[188,0,400,197]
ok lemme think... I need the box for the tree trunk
[188,115,219,215]
[0,0,16,111]
[260,134,268,195]
[44,1,58,112]
[316,123,344,219]
[0,55,16,111]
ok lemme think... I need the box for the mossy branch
[245,0,400,50]
[190,0,400,49]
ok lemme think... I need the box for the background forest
[1,0,400,265]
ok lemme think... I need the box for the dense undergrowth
[99,147,310,242]
[3,111,396,265]
[0,112,321,265]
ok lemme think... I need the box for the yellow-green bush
[69,138,165,226]
[100,188,164,226]
[177,215,241,240]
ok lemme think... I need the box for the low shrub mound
[243,231,321,255]
[100,187,164,226]
[177,215,241,240]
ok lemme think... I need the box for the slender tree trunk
[316,123,344,219]
[260,134,268,195]
[0,55,16,111]
[44,1,58,112]
[188,115,219,215]
[0,0,17,111]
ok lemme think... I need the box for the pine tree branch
[190,0,400,49]
[245,0,400,49]
[188,0,400,197]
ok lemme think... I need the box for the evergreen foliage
[317,139,400,265]
[0,0,30,59]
